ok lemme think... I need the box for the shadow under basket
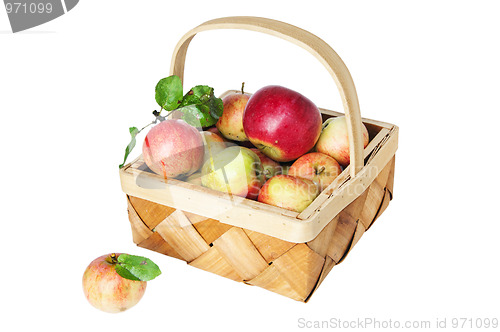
[119,16,399,302]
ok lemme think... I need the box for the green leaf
[178,104,215,127]
[119,127,139,169]
[155,75,183,111]
[115,264,141,281]
[177,85,223,127]
[115,254,162,282]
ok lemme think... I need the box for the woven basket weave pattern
[126,157,395,302]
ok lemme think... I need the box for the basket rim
[119,90,398,242]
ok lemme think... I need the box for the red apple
[258,174,319,213]
[315,116,369,167]
[243,85,322,162]
[201,146,264,199]
[82,253,147,313]
[143,119,204,178]
[216,92,251,141]
[288,152,342,192]
[250,148,281,180]
[201,131,226,164]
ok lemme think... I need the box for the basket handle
[170,16,364,176]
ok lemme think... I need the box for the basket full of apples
[119,17,399,302]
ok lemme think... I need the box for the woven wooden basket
[119,16,399,302]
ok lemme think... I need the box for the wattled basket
[119,16,398,302]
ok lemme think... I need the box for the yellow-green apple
[201,131,226,164]
[315,116,369,167]
[288,152,342,192]
[82,253,146,313]
[143,119,204,178]
[201,146,264,199]
[250,148,281,180]
[216,92,251,141]
[243,85,322,162]
[258,175,319,212]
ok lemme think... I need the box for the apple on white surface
[243,85,322,162]
[315,116,369,167]
[288,152,342,192]
[201,146,264,199]
[142,119,204,178]
[82,254,146,313]
[257,174,319,213]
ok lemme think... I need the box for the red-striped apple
[216,92,251,141]
[258,174,319,213]
[288,152,342,192]
[82,254,146,313]
[143,119,204,178]
[315,116,369,167]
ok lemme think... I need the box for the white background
[1,1,499,331]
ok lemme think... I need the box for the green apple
[201,131,227,164]
[201,146,264,199]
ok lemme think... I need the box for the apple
[315,116,369,167]
[143,119,204,178]
[201,146,264,199]
[288,152,342,192]
[250,148,281,180]
[206,126,232,143]
[216,92,251,141]
[258,175,319,213]
[201,131,226,164]
[243,85,322,162]
[82,253,146,313]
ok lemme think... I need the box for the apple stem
[317,166,326,175]
[106,253,119,265]
[241,82,245,95]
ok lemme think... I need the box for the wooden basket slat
[185,211,232,245]
[243,229,295,263]
[154,210,210,262]
[306,214,340,258]
[245,264,304,301]
[127,198,153,245]
[129,196,176,230]
[359,157,394,229]
[212,228,269,280]
[271,244,325,300]
[307,255,336,301]
[137,231,184,260]
[124,151,396,301]
[189,246,243,282]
